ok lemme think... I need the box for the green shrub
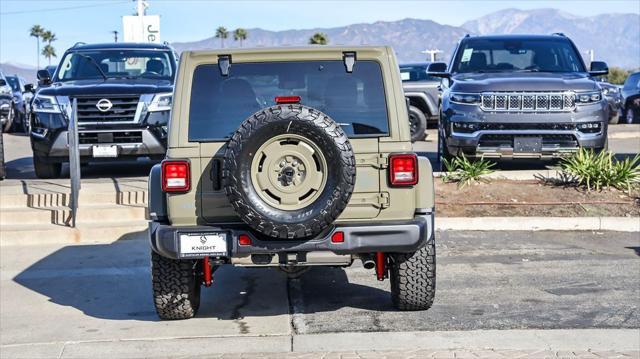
[441,154,495,188]
[560,148,640,192]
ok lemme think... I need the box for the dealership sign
[122,15,161,43]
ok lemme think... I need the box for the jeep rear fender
[148,164,168,222]
[415,156,435,211]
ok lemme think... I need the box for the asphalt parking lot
[1,230,638,356]
[2,124,638,180]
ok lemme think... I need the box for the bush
[441,154,495,188]
[606,67,631,85]
[560,148,640,192]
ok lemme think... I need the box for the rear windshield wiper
[76,53,108,81]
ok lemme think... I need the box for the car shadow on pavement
[12,238,393,322]
[4,156,158,180]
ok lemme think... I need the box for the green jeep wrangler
[148,46,436,320]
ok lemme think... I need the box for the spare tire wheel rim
[250,133,328,211]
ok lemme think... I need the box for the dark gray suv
[430,34,609,163]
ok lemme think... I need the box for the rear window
[400,65,439,82]
[188,60,389,141]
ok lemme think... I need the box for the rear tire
[33,153,62,179]
[151,251,201,320]
[0,122,6,180]
[626,106,638,124]
[3,105,14,133]
[390,235,436,311]
[408,106,427,142]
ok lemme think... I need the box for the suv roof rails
[72,42,87,48]
[552,32,566,37]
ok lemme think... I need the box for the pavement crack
[286,277,307,339]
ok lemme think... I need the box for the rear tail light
[161,160,190,192]
[238,234,252,246]
[389,154,418,186]
[331,231,344,243]
[275,96,301,104]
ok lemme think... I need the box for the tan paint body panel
[165,46,433,226]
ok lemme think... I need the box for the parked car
[596,79,623,124]
[148,46,436,320]
[0,71,15,132]
[621,71,640,124]
[5,75,32,132]
[0,116,5,180]
[429,34,609,166]
[400,62,440,142]
[29,42,178,178]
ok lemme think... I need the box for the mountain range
[172,8,640,69]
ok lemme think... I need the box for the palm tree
[233,28,248,48]
[309,32,328,45]
[42,45,57,65]
[41,30,57,45]
[40,30,57,66]
[29,25,44,68]
[215,27,229,48]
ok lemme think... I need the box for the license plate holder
[179,233,228,258]
[514,137,542,153]
[92,145,118,158]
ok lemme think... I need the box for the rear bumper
[150,211,434,261]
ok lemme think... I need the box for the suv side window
[188,60,390,141]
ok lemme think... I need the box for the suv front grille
[478,123,576,131]
[79,131,143,144]
[481,92,575,112]
[74,95,140,123]
[478,134,578,148]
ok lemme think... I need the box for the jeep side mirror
[426,62,450,79]
[37,69,52,85]
[24,83,35,93]
[589,61,608,77]
[0,79,6,86]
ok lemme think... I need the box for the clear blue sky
[1,0,638,67]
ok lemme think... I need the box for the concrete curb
[294,329,640,352]
[434,169,559,180]
[436,216,640,232]
[1,329,637,358]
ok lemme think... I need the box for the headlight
[577,122,602,133]
[33,95,61,113]
[450,92,481,105]
[148,93,172,112]
[452,122,479,133]
[575,91,602,104]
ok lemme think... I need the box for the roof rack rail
[551,32,566,37]
[72,42,86,48]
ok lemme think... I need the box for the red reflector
[331,231,344,243]
[389,154,418,186]
[275,96,301,104]
[238,234,252,246]
[161,160,190,192]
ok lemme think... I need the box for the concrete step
[0,221,148,246]
[0,205,147,226]
[0,182,148,209]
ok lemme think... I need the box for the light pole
[421,49,443,62]
[583,49,594,63]
[112,30,118,42]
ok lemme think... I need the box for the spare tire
[223,104,356,239]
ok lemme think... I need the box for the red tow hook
[375,252,387,281]
[202,256,212,287]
